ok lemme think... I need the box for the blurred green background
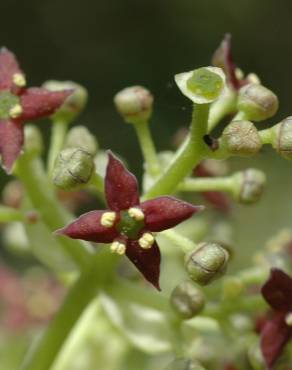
[1,0,292,263]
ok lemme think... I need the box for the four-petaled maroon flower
[56,152,203,289]
[0,48,72,173]
[212,34,247,91]
[260,268,292,368]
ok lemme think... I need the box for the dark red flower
[194,162,231,213]
[0,48,72,173]
[212,34,246,91]
[56,152,203,289]
[260,268,292,368]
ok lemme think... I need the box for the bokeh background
[1,0,292,367]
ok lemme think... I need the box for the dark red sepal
[0,119,23,173]
[260,312,292,369]
[55,210,119,244]
[0,48,23,91]
[261,268,292,311]
[141,196,203,232]
[20,88,73,120]
[126,239,161,290]
[105,152,140,211]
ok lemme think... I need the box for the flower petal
[20,88,72,121]
[0,48,23,91]
[141,196,203,232]
[260,312,292,369]
[261,268,292,311]
[0,119,23,173]
[105,152,140,211]
[126,239,161,290]
[212,34,240,91]
[55,210,119,244]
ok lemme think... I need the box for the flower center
[0,91,21,119]
[116,210,145,239]
[186,67,223,100]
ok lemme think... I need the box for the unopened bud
[232,169,266,204]
[221,120,262,156]
[237,84,278,122]
[170,280,205,319]
[65,125,98,155]
[175,66,225,104]
[165,358,205,370]
[24,125,44,157]
[53,148,94,190]
[269,117,292,160]
[185,242,229,285]
[43,80,88,122]
[114,86,153,124]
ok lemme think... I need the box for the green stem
[134,120,160,177]
[20,250,116,370]
[47,120,68,177]
[161,229,199,253]
[0,205,26,222]
[258,128,274,145]
[208,90,237,132]
[89,171,104,192]
[143,103,210,199]
[15,155,92,270]
[179,176,235,193]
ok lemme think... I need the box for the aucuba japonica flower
[0,48,72,173]
[260,268,292,368]
[56,152,203,289]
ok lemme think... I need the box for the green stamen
[0,91,20,119]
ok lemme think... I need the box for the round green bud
[232,168,266,204]
[237,84,279,122]
[164,358,205,370]
[175,66,226,104]
[270,117,292,159]
[24,125,44,157]
[185,242,229,286]
[53,148,94,190]
[65,125,98,155]
[221,120,262,156]
[114,86,153,124]
[43,80,88,123]
[170,280,205,319]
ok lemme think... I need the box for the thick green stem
[20,251,117,370]
[258,128,274,145]
[179,176,235,193]
[208,90,237,132]
[134,120,160,176]
[47,120,68,177]
[15,155,92,270]
[143,104,210,199]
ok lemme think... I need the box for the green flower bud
[185,242,229,286]
[170,280,205,319]
[65,125,98,155]
[114,86,153,124]
[232,168,266,204]
[24,125,44,157]
[221,120,262,156]
[165,358,205,370]
[53,148,94,190]
[269,117,292,159]
[43,80,88,122]
[175,66,226,104]
[237,84,279,122]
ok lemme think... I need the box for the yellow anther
[138,232,154,249]
[110,241,126,255]
[9,104,23,118]
[100,212,116,228]
[285,312,292,326]
[13,73,26,87]
[128,207,144,221]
